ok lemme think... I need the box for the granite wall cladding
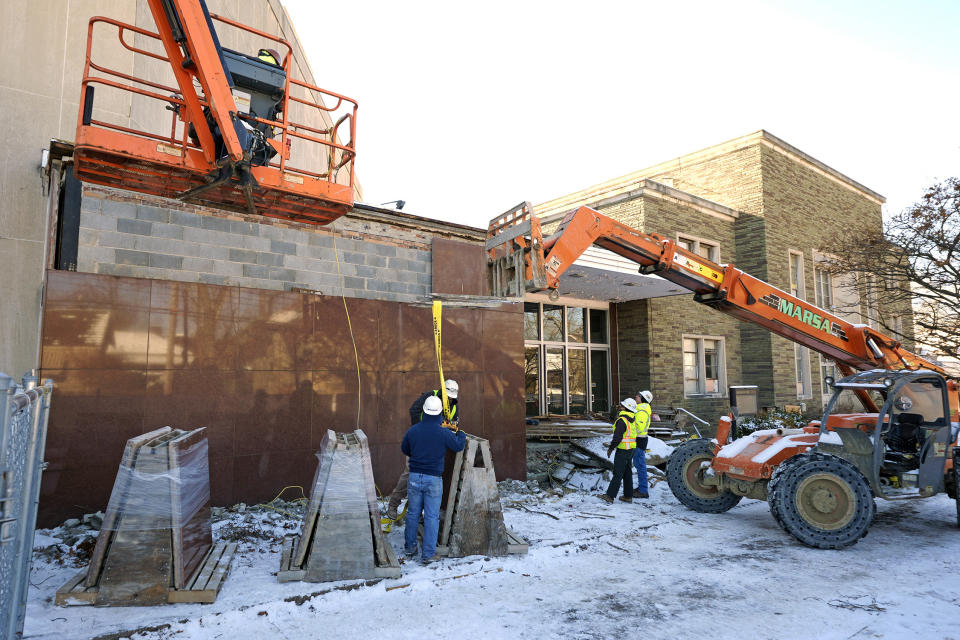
[37,270,524,527]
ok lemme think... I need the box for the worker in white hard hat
[633,390,654,499]
[401,394,466,564]
[386,379,461,520]
[599,397,638,503]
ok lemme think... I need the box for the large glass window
[524,301,610,415]
[524,302,540,340]
[542,304,564,342]
[589,309,607,343]
[568,349,586,414]
[590,350,609,413]
[567,307,585,342]
[525,347,540,417]
[682,335,726,397]
[545,347,564,415]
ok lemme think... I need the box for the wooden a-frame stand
[435,435,528,557]
[278,429,401,582]
[57,427,235,606]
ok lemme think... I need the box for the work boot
[421,555,439,566]
[597,493,614,503]
[386,508,398,520]
[635,493,649,499]
[619,496,632,503]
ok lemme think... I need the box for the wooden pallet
[56,542,237,606]
[431,527,529,557]
[278,535,401,582]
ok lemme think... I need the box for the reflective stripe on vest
[634,403,652,438]
[615,410,638,450]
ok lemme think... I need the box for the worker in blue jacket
[401,394,466,564]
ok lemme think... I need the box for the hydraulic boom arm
[487,203,945,395]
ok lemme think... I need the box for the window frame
[681,334,727,398]
[676,232,720,263]
[788,249,812,399]
[523,297,611,415]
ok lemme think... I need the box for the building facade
[528,131,913,422]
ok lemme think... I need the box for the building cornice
[535,130,885,216]
[539,179,740,227]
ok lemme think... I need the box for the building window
[864,275,880,329]
[682,335,725,397]
[814,266,833,309]
[891,314,904,339]
[795,345,812,399]
[789,250,811,399]
[819,355,837,404]
[788,250,805,299]
[524,301,610,415]
[676,234,720,262]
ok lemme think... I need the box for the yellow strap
[432,301,452,422]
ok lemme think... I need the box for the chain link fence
[0,372,53,640]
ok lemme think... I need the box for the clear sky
[283,0,960,228]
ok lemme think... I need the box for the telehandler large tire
[954,449,960,528]
[667,438,742,513]
[766,453,810,532]
[769,451,874,549]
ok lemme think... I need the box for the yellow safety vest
[634,402,651,438]
[615,410,638,450]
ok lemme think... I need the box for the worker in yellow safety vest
[632,390,653,499]
[598,398,638,503]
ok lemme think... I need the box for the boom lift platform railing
[74,0,358,225]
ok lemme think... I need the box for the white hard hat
[638,390,653,404]
[423,395,443,415]
[621,397,638,412]
[445,379,459,399]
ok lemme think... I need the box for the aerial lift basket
[56,426,236,606]
[278,429,401,582]
[74,1,357,225]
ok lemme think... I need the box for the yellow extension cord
[332,232,362,429]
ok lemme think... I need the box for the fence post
[14,379,52,638]
[0,374,16,639]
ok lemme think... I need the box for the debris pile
[546,436,675,492]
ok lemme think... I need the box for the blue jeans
[404,472,443,561]
[633,447,649,494]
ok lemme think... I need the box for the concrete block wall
[75,188,459,303]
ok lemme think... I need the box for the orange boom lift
[487,202,960,548]
[74,0,357,225]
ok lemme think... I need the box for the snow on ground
[24,482,960,640]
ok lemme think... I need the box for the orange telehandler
[486,202,960,548]
[73,0,357,225]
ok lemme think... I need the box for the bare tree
[823,177,960,362]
